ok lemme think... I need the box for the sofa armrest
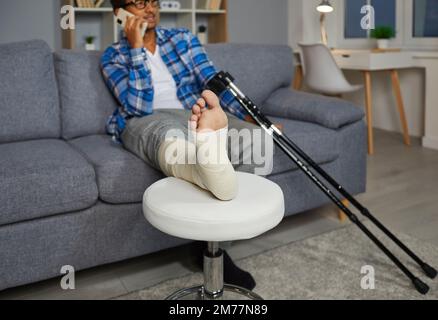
[262,88,365,129]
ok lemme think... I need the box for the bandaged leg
[193,127,238,201]
[158,137,206,191]
[157,127,238,201]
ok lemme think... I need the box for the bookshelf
[62,0,228,50]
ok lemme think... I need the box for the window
[413,0,438,37]
[345,0,367,38]
[344,0,396,39]
[338,0,438,48]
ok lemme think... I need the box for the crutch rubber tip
[422,263,437,279]
[413,278,429,295]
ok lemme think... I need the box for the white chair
[143,172,285,300]
[298,43,363,96]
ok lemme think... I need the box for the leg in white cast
[158,137,206,191]
[158,90,238,201]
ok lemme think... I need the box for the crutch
[206,71,437,295]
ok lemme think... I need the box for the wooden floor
[1,129,437,300]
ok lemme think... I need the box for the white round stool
[143,172,285,300]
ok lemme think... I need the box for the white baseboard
[422,136,438,150]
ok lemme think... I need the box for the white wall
[288,0,339,49]
[288,0,426,137]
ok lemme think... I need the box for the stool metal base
[166,284,263,300]
[165,241,263,300]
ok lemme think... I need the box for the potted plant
[84,36,96,51]
[197,25,207,45]
[370,26,395,49]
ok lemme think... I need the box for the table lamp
[317,0,334,45]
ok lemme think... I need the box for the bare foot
[189,96,205,131]
[190,90,228,132]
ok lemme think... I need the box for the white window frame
[403,0,438,49]
[335,0,437,49]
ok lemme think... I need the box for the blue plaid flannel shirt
[100,26,248,141]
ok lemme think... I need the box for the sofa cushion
[68,135,164,204]
[0,139,98,226]
[0,40,61,143]
[205,44,294,107]
[54,50,119,140]
[268,117,339,175]
[263,88,365,129]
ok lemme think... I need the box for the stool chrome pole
[166,241,263,300]
[204,242,224,299]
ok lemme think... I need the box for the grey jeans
[121,109,273,175]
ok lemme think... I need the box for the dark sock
[192,242,256,291]
[222,250,256,291]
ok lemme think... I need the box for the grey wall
[228,0,289,45]
[0,0,62,50]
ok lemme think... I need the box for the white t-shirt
[146,45,184,111]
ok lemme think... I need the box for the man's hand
[244,115,257,124]
[125,16,147,49]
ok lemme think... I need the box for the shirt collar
[118,26,167,51]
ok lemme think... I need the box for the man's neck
[143,29,157,54]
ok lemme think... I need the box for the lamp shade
[317,0,334,13]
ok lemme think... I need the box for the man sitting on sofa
[101,0,271,290]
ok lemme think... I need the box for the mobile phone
[116,8,148,38]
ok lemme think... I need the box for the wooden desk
[331,49,414,155]
[294,49,415,155]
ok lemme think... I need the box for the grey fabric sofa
[0,39,367,291]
